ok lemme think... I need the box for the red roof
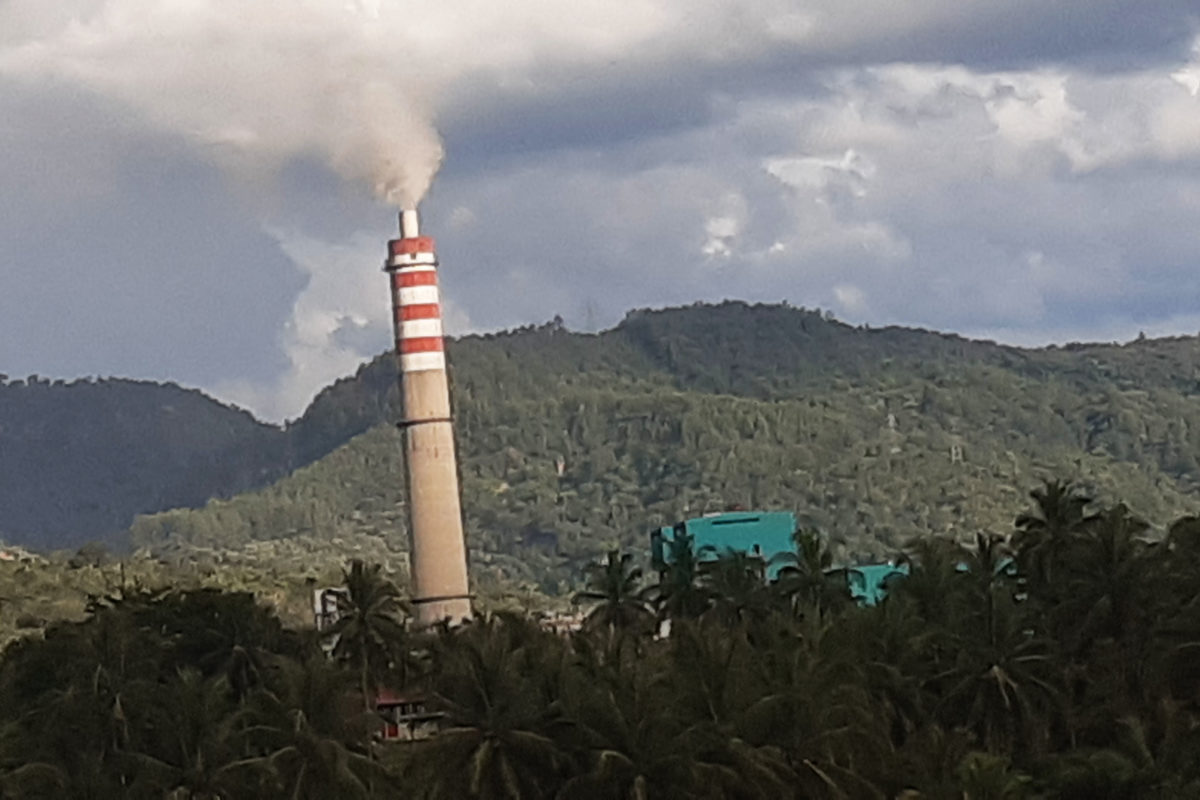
[375,688,427,706]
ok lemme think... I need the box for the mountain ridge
[2,302,1198,554]
[128,303,1200,596]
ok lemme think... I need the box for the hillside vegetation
[0,377,290,548]
[125,303,1200,594]
[6,489,1200,798]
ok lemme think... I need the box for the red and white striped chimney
[385,209,472,626]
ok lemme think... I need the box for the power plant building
[651,511,908,605]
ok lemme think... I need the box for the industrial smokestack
[384,209,472,626]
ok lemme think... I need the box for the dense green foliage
[0,531,562,649]
[5,486,1200,798]
[126,304,1200,594]
[4,303,1200,556]
[0,377,289,548]
[8,303,1199,796]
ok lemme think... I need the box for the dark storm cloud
[842,0,1198,71]
[2,1,1199,419]
[425,45,1200,357]
[0,84,302,388]
[439,1,1199,173]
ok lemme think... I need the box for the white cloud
[701,194,746,258]
[214,227,471,422]
[833,283,868,315]
[701,216,738,258]
[3,3,1200,421]
[1174,67,1200,96]
[1171,38,1200,96]
[763,149,876,196]
[984,74,1082,145]
[6,3,1194,213]
[483,47,1200,342]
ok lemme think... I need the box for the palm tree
[840,594,934,753]
[2,611,150,797]
[1157,515,1200,619]
[960,533,1021,655]
[408,616,572,799]
[928,591,1058,757]
[328,560,410,712]
[701,550,775,626]
[770,528,852,614]
[647,534,713,622]
[1165,515,1200,557]
[1041,745,1157,799]
[561,707,789,800]
[0,720,63,799]
[1151,516,1200,707]
[571,550,653,636]
[665,618,759,729]
[121,668,249,800]
[1013,479,1098,598]
[1055,504,1155,733]
[561,627,793,800]
[892,536,971,631]
[736,610,888,798]
[953,751,1034,799]
[130,588,295,703]
[1059,504,1151,646]
[238,656,387,800]
[892,724,976,799]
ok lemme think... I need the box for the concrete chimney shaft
[400,209,419,238]
[385,209,472,626]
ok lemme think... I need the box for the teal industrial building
[650,511,908,606]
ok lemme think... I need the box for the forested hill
[126,302,1200,594]
[293,301,1200,461]
[0,377,292,548]
[4,302,1200,553]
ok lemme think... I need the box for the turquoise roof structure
[652,511,798,579]
[846,562,910,606]
[651,511,910,606]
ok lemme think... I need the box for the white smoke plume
[3,1,1197,422]
[9,0,1191,208]
[5,0,1200,205]
[0,0,1026,210]
[0,0,447,206]
[0,0,707,420]
[0,0,758,205]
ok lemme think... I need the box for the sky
[2,1,1199,422]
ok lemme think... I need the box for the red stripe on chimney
[394,270,439,288]
[399,336,445,354]
[389,236,436,256]
[399,303,441,321]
